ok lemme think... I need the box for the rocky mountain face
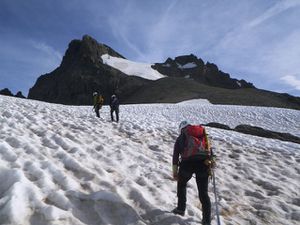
[28,35,150,105]
[15,91,26,98]
[152,55,254,89]
[0,88,13,96]
[123,76,300,109]
[0,88,26,98]
[28,35,300,110]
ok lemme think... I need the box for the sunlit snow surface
[0,95,299,225]
[101,54,165,80]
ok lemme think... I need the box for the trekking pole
[212,170,221,225]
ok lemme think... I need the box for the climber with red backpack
[172,121,215,225]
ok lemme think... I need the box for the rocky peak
[174,54,204,67]
[15,91,26,98]
[158,54,204,69]
[152,54,255,89]
[28,34,150,105]
[60,35,125,68]
[0,88,27,98]
[0,88,13,96]
[205,62,219,71]
[151,54,205,80]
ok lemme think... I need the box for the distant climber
[110,94,119,122]
[172,121,214,225]
[93,92,104,118]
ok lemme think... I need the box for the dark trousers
[110,108,119,122]
[177,160,211,223]
[95,105,100,118]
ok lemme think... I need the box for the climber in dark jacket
[110,94,119,122]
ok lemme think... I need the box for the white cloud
[107,16,145,60]
[280,75,300,90]
[203,1,300,89]
[248,0,300,28]
[30,41,62,62]
[25,40,63,72]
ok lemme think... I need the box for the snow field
[0,95,299,225]
[101,54,165,80]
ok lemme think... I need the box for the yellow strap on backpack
[204,128,211,150]
[172,165,178,175]
[99,96,104,104]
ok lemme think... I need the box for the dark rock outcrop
[0,88,13,96]
[205,122,231,130]
[60,35,124,69]
[234,125,300,144]
[0,88,26,98]
[204,122,300,144]
[15,91,26,98]
[152,55,255,89]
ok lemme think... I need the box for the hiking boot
[202,221,211,225]
[172,208,185,216]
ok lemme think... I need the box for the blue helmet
[179,121,189,132]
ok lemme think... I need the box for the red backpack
[182,125,210,160]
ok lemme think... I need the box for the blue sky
[1,0,300,97]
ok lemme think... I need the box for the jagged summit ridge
[152,54,255,89]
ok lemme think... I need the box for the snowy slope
[101,54,165,80]
[176,99,212,105]
[0,95,299,225]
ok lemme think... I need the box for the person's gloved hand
[204,155,217,168]
[172,165,178,181]
[211,156,217,168]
